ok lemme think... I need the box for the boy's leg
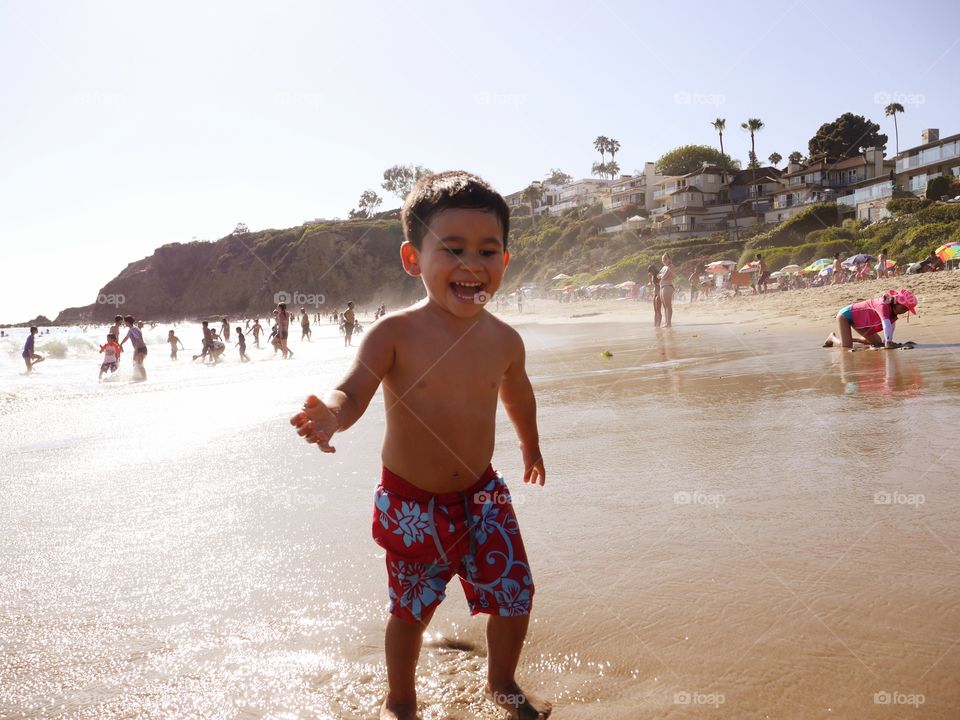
[485,615,551,719]
[381,612,433,718]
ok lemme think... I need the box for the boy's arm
[498,328,545,486]
[291,317,397,452]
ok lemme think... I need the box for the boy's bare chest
[389,329,508,398]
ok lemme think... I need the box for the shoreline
[505,269,960,343]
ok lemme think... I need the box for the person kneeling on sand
[823,289,917,349]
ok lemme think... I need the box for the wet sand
[2,315,959,718]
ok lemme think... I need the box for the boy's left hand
[520,443,546,486]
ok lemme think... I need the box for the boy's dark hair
[30,326,38,333]
[107,333,117,341]
[202,320,208,326]
[401,171,510,251]
[124,315,134,324]
[755,253,762,259]
[114,315,122,322]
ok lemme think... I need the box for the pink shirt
[849,297,896,336]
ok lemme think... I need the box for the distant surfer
[22,326,44,372]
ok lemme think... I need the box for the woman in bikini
[658,253,676,328]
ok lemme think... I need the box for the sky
[2,0,959,322]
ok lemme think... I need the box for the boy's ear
[400,241,421,277]
[503,249,511,270]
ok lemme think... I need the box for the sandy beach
[2,280,959,718]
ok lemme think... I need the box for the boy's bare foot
[485,682,552,719]
[380,697,420,720]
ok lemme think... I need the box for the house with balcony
[606,163,663,212]
[504,181,563,216]
[727,167,783,217]
[545,178,612,215]
[764,148,891,223]
[894,128,960,196]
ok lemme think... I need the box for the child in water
[823,289,918,349]
[290,171,550,720]
[236,327,249,362]
[22,326,44,372]
[99,333,122,379]
[168,330,185,360]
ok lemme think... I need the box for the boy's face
[401,209,509,318]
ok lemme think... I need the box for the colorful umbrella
[819,266,835,277]
[936,242,960,262]
[705,260,736,274]
[740,262,759,273]
[805,258,833,273]
[780,264,803,274]
[883,259,897,269]
[842,253,878,267]
[934,241,960,255]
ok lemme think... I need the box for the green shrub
[926,175,951,201]
[886,197,930,215]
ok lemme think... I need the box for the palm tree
[593,136,609,164]
[591,161,607,179]
[521,183,544,225]
[768,152,782,168]
[606,160,620,179]
[711,118,726,156]
[885,102,905,155]
[741,118,765,164]
[607,138,621,164]
[788,151,803,165]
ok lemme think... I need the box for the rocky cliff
[55,221,420,323]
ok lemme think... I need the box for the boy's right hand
[290,395,339,453]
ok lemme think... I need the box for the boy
[22,326,44,372]
[756,253,769,294]
[99,333,122,379]
[236,327,249,362]
[120,315,148,380]
[300,307,312,341]
[168,330,185,360]
[275,303,291,358]
[290,171,550,720]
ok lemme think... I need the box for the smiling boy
[291,171,550,719]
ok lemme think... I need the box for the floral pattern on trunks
[372,473,534,622]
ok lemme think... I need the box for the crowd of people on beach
[16,300,378,381]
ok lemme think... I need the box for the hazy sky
[2,0,958,321]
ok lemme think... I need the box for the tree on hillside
[607,138,621,163]
[381,164,433,201]
[593,136,610,164]
[591,161,606,179]
[354,190,382,218]
[545,168,573,186]
[521,183,544,224]
[885,102,905,155]
[788,151,803,165]
[711,118,727,156]
[768,152,782,168]
[232,222,249,235]
[747,151,760,170]
[655,145,739,176]
[807,113,887,162]
[741,118,765,168]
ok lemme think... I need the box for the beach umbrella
[615,280,636,289]
[551,273,572,280]
[805,258,832,272]
[739,261,759,272]
[705,259,736,274]
[883,259,897,269]
[842,253,878,266]
[936,243,960,262]
[769,271,783,279]
[818,266,834,277]
[780,264,803,274]
[934,241,959,255]
[562,284,577,291]
[600,282,614,289]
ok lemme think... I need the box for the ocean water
[1,316,958,718]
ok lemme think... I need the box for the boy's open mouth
[450,281,486,303]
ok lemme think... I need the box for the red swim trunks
[372,465,534,623]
